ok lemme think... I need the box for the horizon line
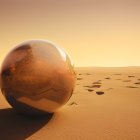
[75,66,140,68]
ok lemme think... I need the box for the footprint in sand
[68,102,78,106]
[128,75,135,78]
[92,85,101,88]
[96,91,104,95]
[86,73,91,75]
[123,80,131,82]
[84,84,101,88]
[106,88,113,91]
[92,81,102,84]
[79,73,82,75]
[134,82,140,85]
[84,86,90,88]
[87,89,94,92]
[105,77,111,80]
[77,78,83,80]
[126,86,138,88]
[114,73,122,75]
[115,79,121,80]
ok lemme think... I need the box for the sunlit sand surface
[1,67,140,140]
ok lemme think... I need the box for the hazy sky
[0,0,140,67]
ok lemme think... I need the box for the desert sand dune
[0,67,140,139]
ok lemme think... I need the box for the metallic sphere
[0,40,76,115]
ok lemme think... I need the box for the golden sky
[0,0,140,67]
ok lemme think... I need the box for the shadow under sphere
[0,108,53,140]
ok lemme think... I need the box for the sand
[0,67,140,140]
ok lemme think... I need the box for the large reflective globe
[0,40,76,115]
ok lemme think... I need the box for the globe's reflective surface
[0,40,76,115]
